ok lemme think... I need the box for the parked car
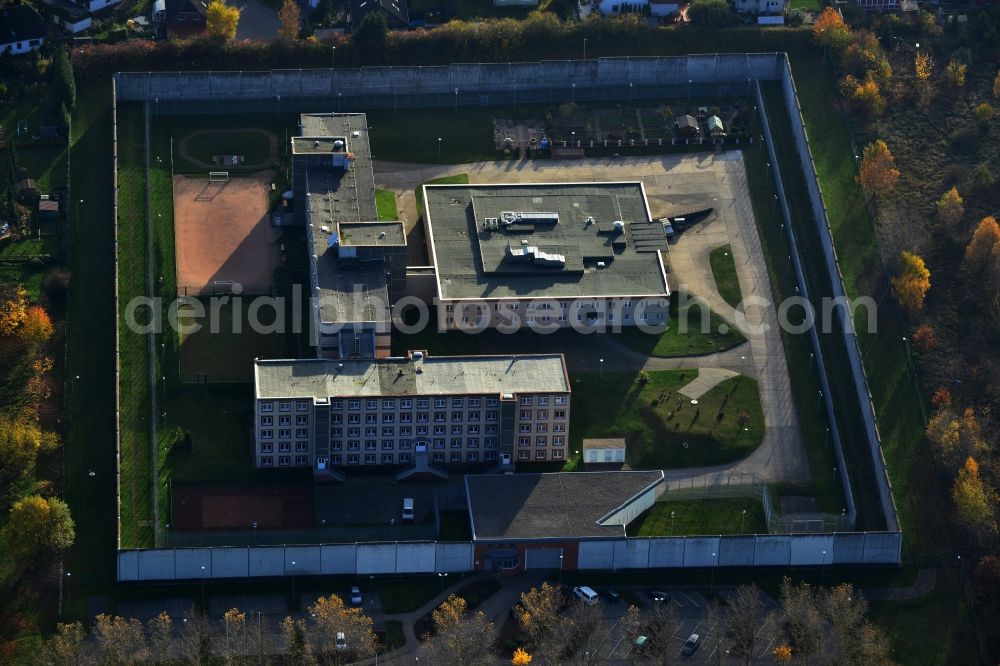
[573,585,600,605]
[601,588,622,604]
[682,633,701,656]
[402,497,415,522]
[350,586,362,606]
[335,632,347,650]
[644,588,671,603]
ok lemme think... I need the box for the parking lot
[584,586,781,664]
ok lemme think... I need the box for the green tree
[353,12,388,65]
[687,0,738,27]
[2,495,75,566]
[936,186,964,225]
[49,48,76,110]
[0,416,58,508]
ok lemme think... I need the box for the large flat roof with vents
[423,183,671,301]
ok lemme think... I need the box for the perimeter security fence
[112,54,901,580]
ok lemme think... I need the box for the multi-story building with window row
[254,351,570,477]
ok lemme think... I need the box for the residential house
[153,0,208,38]
[707,115,725,136]
[40,0,92,34]
[733,0,787,13]
[0,4,46,55]
[349,0,409,30]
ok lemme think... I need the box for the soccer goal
[208,171,230,183]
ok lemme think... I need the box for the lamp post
[438,572,448,593]
[332,45,336,69]
[740,355,745,375]
[687,79,692,101]
[670,510,675,535]
[558,553,564,586]
[65,571,71,613]
[628,82,633,106]
[710,552,717,594]
[740,509,747,534]
[76,199,83,224]
[583,37,587,60]
[571,82,576,102]
[290,560,297,609]
[338,91,342,112]
[599,358,604,376]
[437,137,442,158]
[821,549,827,586]
[453,88,458,112]
[200,565,207,608]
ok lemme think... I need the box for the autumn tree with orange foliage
[946,59,967,88]
[926,406,987,471]
[277,0,300,41]
[911,323,937,353]
[891,251,931,315]
[931,387,952,409]
[773,644,793,663]
[19,306,53,349]
[813,8,851,52]
[963,216,1000,282]
[857,140,900,199]
[952,457,998,541]
[511,647,533,665]
[840,73,886,118]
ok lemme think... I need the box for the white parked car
[335,632,347,651]
[573,585,599,605]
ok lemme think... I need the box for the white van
[402,498,415,522]
[573,586,599,606]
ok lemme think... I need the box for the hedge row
[73,14,813,82]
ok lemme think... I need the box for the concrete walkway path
[863,568,937,602]
[678,368,739,399]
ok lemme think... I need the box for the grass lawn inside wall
[376,189,399,221]
[630,497,768,537]
[709,244,743,309]
[571,370,764,469]
[115,103,155,550]
[614,294,745,358]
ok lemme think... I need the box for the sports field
[172,483,312,531]
[173,171,279,296]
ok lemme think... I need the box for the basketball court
[173,170,279,296]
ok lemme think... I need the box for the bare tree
[280,616,315,666]
[422,594,496,666]
[305,594,378,664]
[725,585,762,665]
[705,599,723,666]
[514,582,566,665]
[221,608,248,665]
[39,622,90,666]
[93,614,149,665]
[145,613,174,664]
[818,583,868,663]
[620,604,643,665]
[563,600,610,666]
[646,599,681,665]
[179,609,217,666]
[778,578,822,664]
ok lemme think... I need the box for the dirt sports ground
[172,483,312,531]
[172,170,279,296]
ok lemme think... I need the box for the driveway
[374,153,810,485]
[235,0,280,40]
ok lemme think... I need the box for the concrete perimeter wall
[118,532,901,581]
[775,57,900,532]
[114,54,786,109]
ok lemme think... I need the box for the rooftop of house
[254,353,570,399]
[583,438,627,450]
[423,182,670,301]
[350,0,409,27]
[338,221,406,247]
[466,471,664,540]
[0,4,46,45]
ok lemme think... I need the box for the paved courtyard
[374,153,809,485]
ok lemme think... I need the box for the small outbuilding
[707,115,725,137]
[38,195,60,219]
[583,437,627,465]
[676,115,700,137]
[16,179,38,202]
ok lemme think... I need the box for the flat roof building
[466,470,664,570]
[294,113,405,359]
[422,183,671,332]
[254,352,571,477]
